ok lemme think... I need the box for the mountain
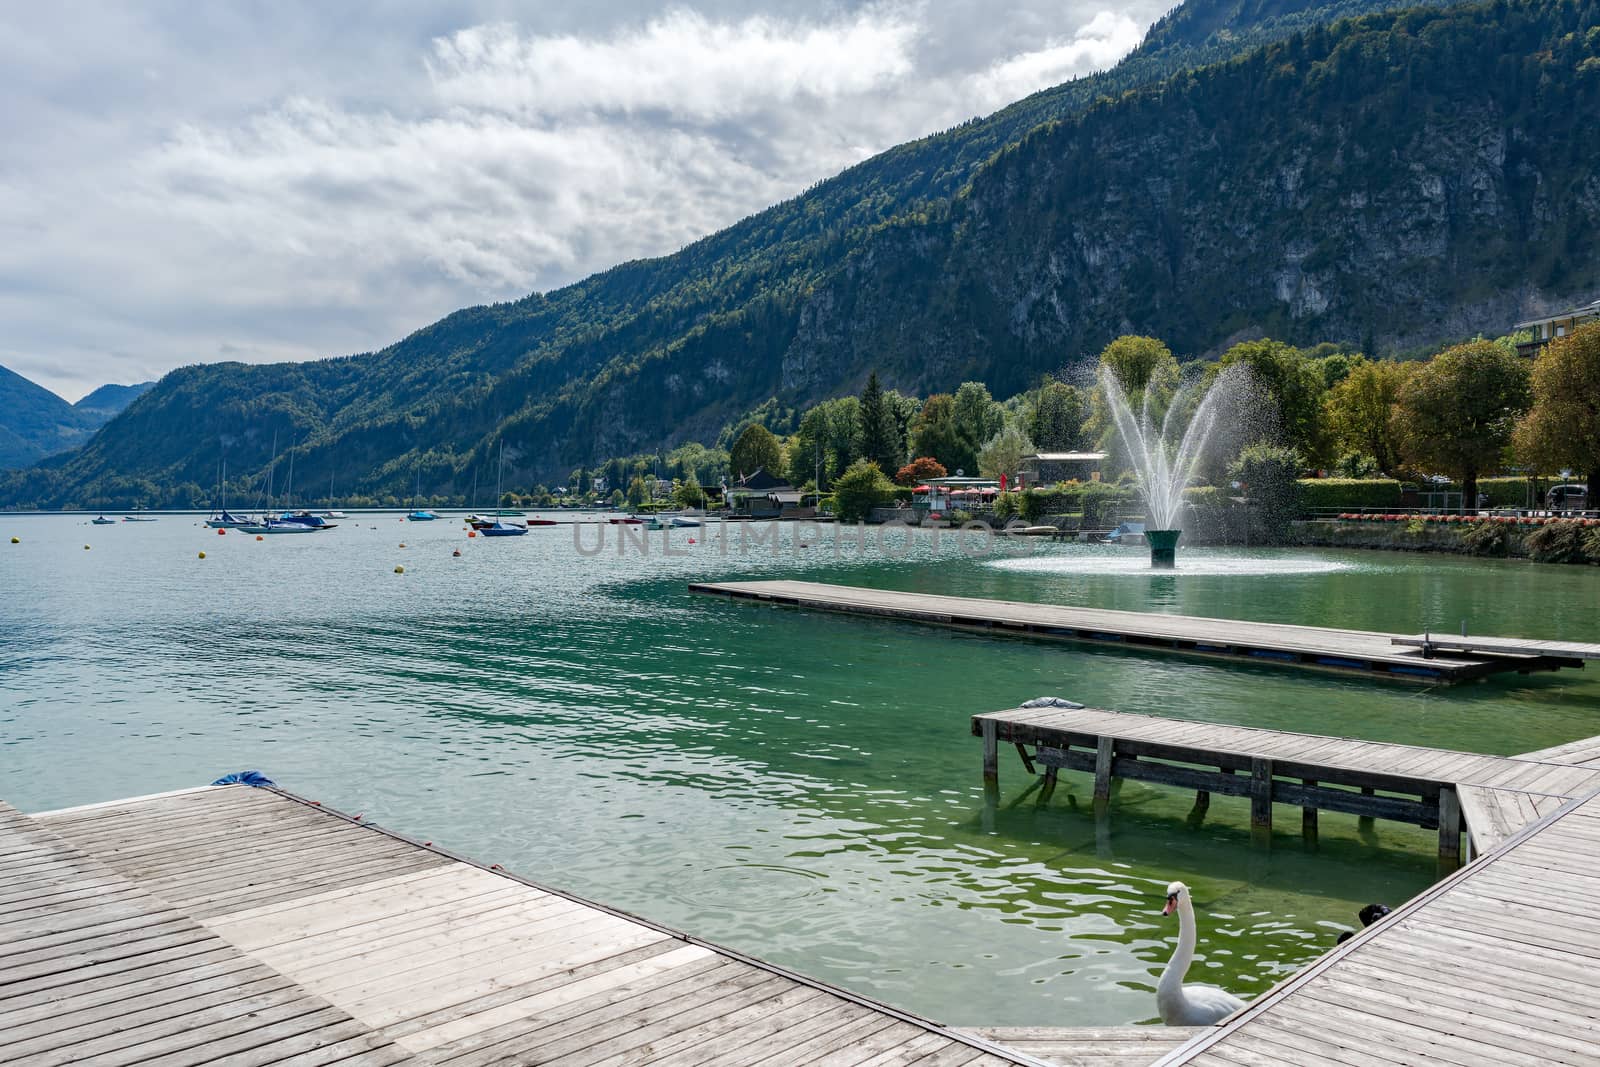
[6,0,1597,508]
[74,381,156,418]
[0,367,158,470]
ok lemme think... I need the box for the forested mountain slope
[12,0,1597,507]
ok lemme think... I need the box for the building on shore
[1515,297,1600,357]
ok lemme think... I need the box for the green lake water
[3,513,1599,1026]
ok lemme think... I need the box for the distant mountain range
[4,0,1598,509]
[0,367,153,470]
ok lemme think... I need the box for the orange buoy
[399,542,407,548]
[688,538,696,544]
[256,535,264,541]
[217,528,226,536]
[467,530,476,538]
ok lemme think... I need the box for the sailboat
[406,469,438,521]
[321,470,348,519]
[479,442,527,537]
[241,434,318,534]
[206,459,253,528]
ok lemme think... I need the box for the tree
[1216,339,1329,463]
[672,470,705,508]
[831,459,894,523]
[910,395,977,475]
[729,423,784,479]
[858,372,904,473]
[895,456,948,486]
[952,382,1004,449]
[1100,335,1179,396]
[1230,443,1303,539]
[1514,322,1600,492]
[1392,340,1532,506]
[977,425,1035,481]
[1028,381,1087,451]
[1325,358,1414,475]
[625,474,649,507]
[787,397,859,488]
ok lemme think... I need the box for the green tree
[625,474,649,507]
[1028,380,1087,451]
[672,470,705,508]
[1216,339,1329,463]
[1514,322,1600,491]
[977,425,1035,480]
[831,459,894,523]
[1393,340,1532,506]
[729,423,784,479]
[952,382,1004,450]
[911,395,977,475]
[1230,443,1303,539]
[1325,358,1413,475]
[608,489,624,508]
[1100,335,1179,396]
[787,397,860,488]
[858,372,904,473]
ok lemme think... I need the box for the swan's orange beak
[1163,895,1177,916]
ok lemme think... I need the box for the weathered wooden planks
[962,1027,1206,1067]
[29,786,1051,1067]
[691,580,1584,684]
[0,799,411,1067]
[1152,788,1600,1066]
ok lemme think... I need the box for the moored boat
[205,511,253,529]
[479,520,527,537]
[91,516,116,525]
[406,510,439,521]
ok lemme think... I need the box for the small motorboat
[240,519,318,535]
[406,510,439,521]
[670,516,702,528]
[321,510,349,519]
[91,516,116,525]
[479,520,527,537]
[525,517,558,527]
[122,514,158,522]
[608,516,644,525]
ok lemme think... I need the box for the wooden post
[1193,789,1211,814]
[1438,785,1462,874]
[1093,736,1114,809]
[1041,765,1059,802]
[982,719,999,795]
[1250,758,1273,833]
[1359,787,1376,831]
[1302,778,1318,845]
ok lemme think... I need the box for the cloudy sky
[1,1,1171,400]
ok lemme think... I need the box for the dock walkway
[691,580,1584,684]
[12,784,1077,1066]
[974,705,1600,866]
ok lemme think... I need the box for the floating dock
[691,580,1586,684]
[976,704,1600,1064]
[4,784,1187,1067]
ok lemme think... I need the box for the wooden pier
[691,580,1586,684]
[4,783,1188,1067]
[974,705,1600,867]
[976,705,1600,1063]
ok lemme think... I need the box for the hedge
[1020,482,1140,524]
[1297,479,1401,510]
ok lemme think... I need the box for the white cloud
[0,2,1169,399]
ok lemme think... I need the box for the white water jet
[1098,364,1243,532]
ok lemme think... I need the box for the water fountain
[1099,365,1239,569]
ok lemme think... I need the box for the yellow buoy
[394,565,405,574]
[84,545,91,550]
[198,551,206,559]
[8,537,17,544]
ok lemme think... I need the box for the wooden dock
[690,580,1585,684]
[5,783,1192,1067]
[974,705,1600,868]
[976,705,1600,1064]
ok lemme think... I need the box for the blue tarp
[211,770,275,787]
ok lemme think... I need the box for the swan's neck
[1158,898,1197,998]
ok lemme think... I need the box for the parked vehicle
[1548,484,1589,511]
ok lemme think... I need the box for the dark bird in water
[1336,903,1393,944]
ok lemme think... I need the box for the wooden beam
[1438,785,1462,874]
[1302,778,1318,844]
[981,719,999,794]
[1093,736,1114,808]
[1250,758,1273,831]
[1014,743,1036,776]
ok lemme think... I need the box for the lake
[3,512,1598,1026]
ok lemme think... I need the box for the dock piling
[982,718,999,795]
[1093,736,1114,810]
[1301,778,1319,844]
[1438,785,1462,873]
[1250,758,1273,833]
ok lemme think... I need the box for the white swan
[1156,881,1246,1026]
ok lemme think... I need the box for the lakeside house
[1515,297,1600,357]
[726,468,813,518]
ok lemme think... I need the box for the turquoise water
[3,513,1599,1026]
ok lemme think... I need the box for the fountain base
[1146,529,1181,569]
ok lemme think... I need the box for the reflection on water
[3,514,1599,1024]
